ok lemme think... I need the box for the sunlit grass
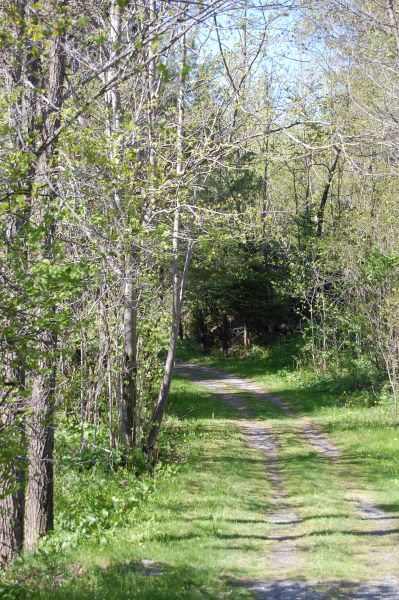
[186,337,399,579]
[0,378,273,599]
[3,339,399,598]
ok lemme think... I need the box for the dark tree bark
[0,365,25,565]
[120,260,138,447]
[24,343,56,549]
[24,0,68,549]
[316,147,341,237]
[0,464,24,565]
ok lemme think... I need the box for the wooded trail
[175,362,399,600]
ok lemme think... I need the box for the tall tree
[24,0,69,550]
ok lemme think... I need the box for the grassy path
[2,347,399,598]
[175,360,399,598]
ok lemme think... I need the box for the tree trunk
[24,0,68,549]
[221,312,230,357]
[145,33,191,460]
[0,0,43,562]
[261,134,270,261]
[316,147,341,237]
[304,155,312,237]
[24,338,56,549]
[120,258,138,447]
[0,366,25,564]
[145,239,193,459]
[0,464,24,565]
[243,318,249,349]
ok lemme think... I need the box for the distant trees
[182,1,399,413]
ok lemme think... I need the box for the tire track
[174,362,399,599]
[175,363,302,573]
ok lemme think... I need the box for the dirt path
[175,362,399,600]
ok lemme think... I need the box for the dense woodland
[1,0,399,573]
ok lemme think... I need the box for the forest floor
[2,340,399,599]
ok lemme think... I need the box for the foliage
[2,0,399,578]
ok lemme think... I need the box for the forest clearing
[2,0,399,598]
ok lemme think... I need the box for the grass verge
[0,378,273,600]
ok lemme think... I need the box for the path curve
[175,361,399,600]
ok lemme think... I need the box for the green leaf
[181,63,191,79]
[157,63,170,82]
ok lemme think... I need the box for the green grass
[177,338,399,580]
[3,338,399,597]
[0,379,273,599]
[182,338,399,493]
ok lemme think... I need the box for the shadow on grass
[377,502,399,514]
[3,561,251,600]
[148,524,399,543]
[7,559,399,600]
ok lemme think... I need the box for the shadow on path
[175,362,399,600]
[240,578,399,600]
